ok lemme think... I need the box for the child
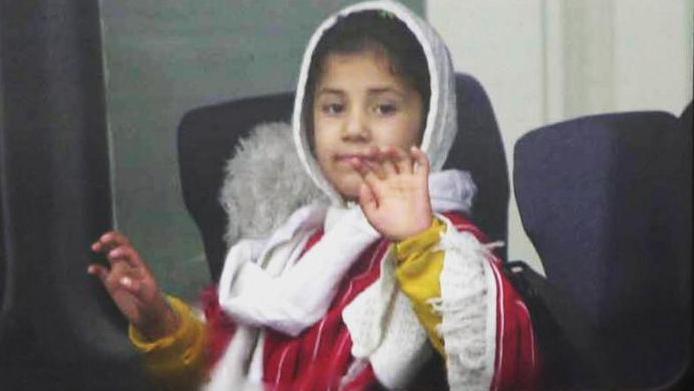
[89,1,541,389]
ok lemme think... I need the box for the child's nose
[342,109,369,141]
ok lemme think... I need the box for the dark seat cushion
[514,111,690,388]
[178,73,508,281]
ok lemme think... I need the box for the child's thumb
[87,264,109,284]
[358,183,378,214]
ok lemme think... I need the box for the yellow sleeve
[394,218,447,357]
[129,295,208,390]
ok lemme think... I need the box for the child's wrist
[392,214,434,242]
[136,295,181,341]
[394,217,445,262]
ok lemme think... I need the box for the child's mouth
[335,153,376,164]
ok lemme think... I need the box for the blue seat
[178,73,510,281]
[513,107,691,388]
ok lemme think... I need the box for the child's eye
[321,103,345,115]
[374,103,398,116]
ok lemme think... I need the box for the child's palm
[104,261,145,321]
[351,146,433,241]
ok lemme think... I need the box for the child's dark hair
[304,10,430,138]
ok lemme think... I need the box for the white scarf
[217,169,475,335]
[207,170,477,390]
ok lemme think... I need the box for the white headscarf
[292,0,460,205]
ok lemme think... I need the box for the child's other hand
[350,145,433,241]
[88,231,179,340]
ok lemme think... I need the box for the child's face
[312,50,424,200]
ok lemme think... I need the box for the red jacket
[203,212,541,390]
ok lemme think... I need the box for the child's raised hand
[88,231,179,340]
[349,145,433,241]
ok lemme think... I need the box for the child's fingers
[387,146,413,175]
[349,158,383,192]
[88,262,140,296]
[362,146,386,180]
[107,245,144,269]
[378,147,398,177]
[106,261,147,297]
[101,231,131,247]
[363,159,386,181]
[365,160,387,180]
[358,182,379,215]
[87,264,109,284]
[410,146,430,177]
[93,231,131,253]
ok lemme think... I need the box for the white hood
[292,0,459,205]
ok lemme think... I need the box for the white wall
[426,0,693,274]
